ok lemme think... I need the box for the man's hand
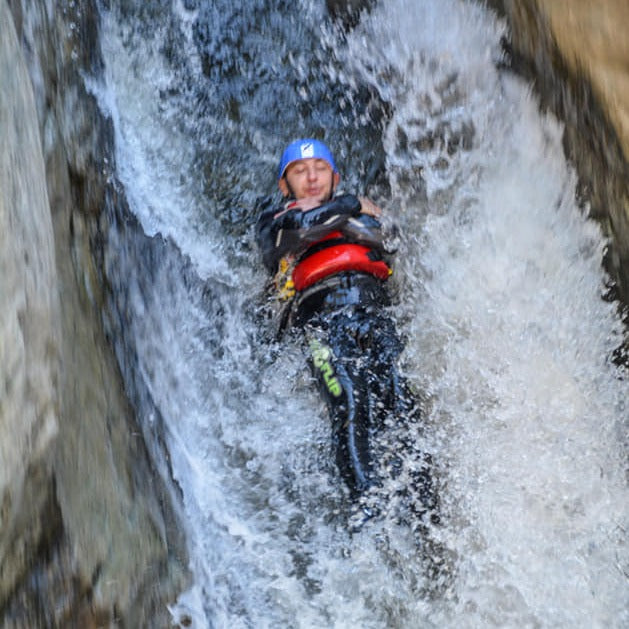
[359,197,382,217]
[273,194,381,219]
[273,196,322,218]
[289,196,324,212]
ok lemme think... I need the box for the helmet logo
[300,142,315,158]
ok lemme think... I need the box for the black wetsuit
[256,193,434,509]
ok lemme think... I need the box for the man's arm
[338,213,389,253]
[256,193,362,272]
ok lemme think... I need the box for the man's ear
[278,178,289,197]
[333,172,340,190]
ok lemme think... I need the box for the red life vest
[292,232,391,292]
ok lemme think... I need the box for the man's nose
[306,165,317,180]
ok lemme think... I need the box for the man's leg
[307,323,376,495]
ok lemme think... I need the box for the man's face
[279,158,339,202]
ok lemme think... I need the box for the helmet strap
[283,177,297,200]
[325,180,335,202]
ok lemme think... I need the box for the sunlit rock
[495,0,629,306]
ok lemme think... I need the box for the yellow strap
[274,257,296,300]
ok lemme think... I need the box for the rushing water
[93,0,628,626]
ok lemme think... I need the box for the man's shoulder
[255,194,284,228]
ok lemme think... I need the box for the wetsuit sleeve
[256,194,362,272]
[338,213,389,253]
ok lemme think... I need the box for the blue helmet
[278,138,338,180]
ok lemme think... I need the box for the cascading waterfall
[93,0,628,626]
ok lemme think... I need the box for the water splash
[343,1,628,626]
[97,0,628,626]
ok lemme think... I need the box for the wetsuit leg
[295,276,436,514]
[307,316,378,495]
[352,311,439,521]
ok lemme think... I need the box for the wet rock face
[493,0,629,305]
[0,0,61,614]
[1,0,188,625]
[326,0,375,28]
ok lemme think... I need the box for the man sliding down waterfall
[256,138,438,525]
